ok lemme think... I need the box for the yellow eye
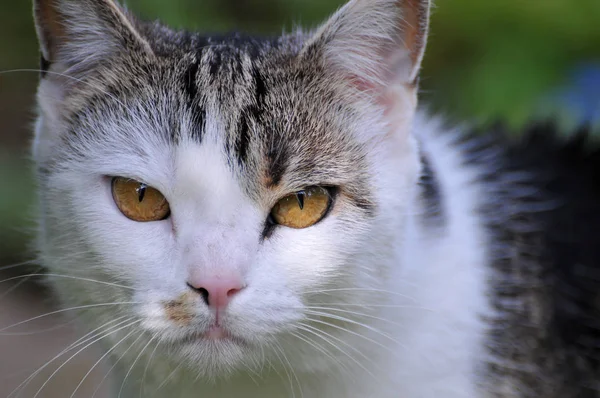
[270,186,331,229]
[111,177,170,222]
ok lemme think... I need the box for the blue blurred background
[0,0,599,395]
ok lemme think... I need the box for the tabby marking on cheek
[163,292,196,326]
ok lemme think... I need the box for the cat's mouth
[183,325,248,346]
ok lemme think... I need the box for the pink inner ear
[347,74,379,94]
[340,40,398,95]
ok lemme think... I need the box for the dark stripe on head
[182,60,205,142]
[189,107,206,143]
[264,145,288,188]
[252,67,267,106]
[183,61,199,101]
[234,68,268,166]
[209,51,222,80]
[235,113,251,165]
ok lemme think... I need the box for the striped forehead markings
[233,66,268,165]
[182,59,206,143]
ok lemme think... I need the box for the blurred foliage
[0,0,599,262]
[425,0,600,127]
[0,152,35,261]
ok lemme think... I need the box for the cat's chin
[172,329,257,376]
[204,325,230,340]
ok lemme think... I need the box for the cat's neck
[382,114,493,396]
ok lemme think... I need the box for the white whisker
[0,267,44,301]
[289,330,343,371]
[117,333,156,398]
[0,273,133,290]
[297,322,378,380]
[0,259,39,272]
[71,328,144,398]
[31,319,142,398]
[139,338,161,398]
[304,313,406,353]
[273,341,302,398]
[155,361,183,392]
[6,316,132,396]
[304,287,418,302]
[0,302,140,333]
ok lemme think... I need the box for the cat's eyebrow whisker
[0,302,140,333]
[0,273,134,290]
[31,320,142,398]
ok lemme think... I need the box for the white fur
[32,0,495,397]
[35,105,494,398]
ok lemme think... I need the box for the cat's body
[28,0,600,397]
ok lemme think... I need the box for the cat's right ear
[34,0,153,81]
[301,0,430,140]
[304,0,430,91]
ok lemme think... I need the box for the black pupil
[296,191,306,210]
[136,184,147,202]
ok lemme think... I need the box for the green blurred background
[1,0,600,267]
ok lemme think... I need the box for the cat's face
[33,0,429,376]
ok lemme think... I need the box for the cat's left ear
[33,0,153,80]
[303,0,430,112]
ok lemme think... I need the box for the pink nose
[187,276,245,309]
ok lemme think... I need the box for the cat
[28,0,600,397]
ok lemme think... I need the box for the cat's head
[33,0,429,377]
